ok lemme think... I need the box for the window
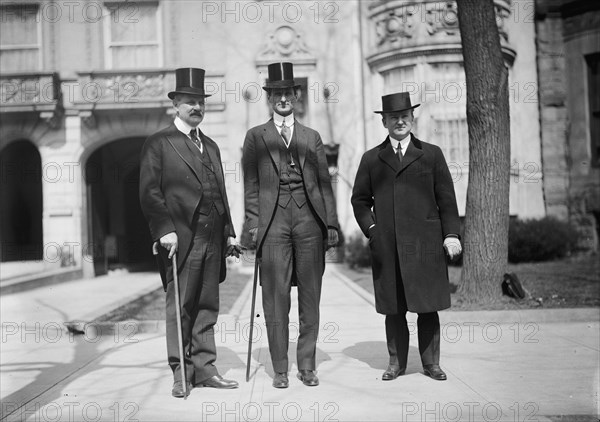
[382,66,415,94]
[104,2,162,69]
[429,62,468,164]
[0,4,42,72]
[586,53,599,167]
[432,117,469,164]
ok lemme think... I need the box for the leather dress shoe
[171,380,192,398]
[423,364,447,381]
[297,369,319,386]
[198,375,239,389]
[272,372,289,388]
[382,365,405,381]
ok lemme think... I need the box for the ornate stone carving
[0,73,59,107]
[425,2,459,36]
[373,6,415,46]
[256,25,315,63]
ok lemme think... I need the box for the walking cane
[246,258,259,382]
[172,254,188,399]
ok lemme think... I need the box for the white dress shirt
[273,112,295,147]
[174,116,202,153]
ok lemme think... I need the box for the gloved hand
[443,237,462,260]
[226,237,243,258]
[249,227,258,243]
[327,228,339,249]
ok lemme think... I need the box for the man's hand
[226,236,243,258]
[249,227,258,243]
[152,241,159,255]
[443,237,462,260]
[327,228,339,249]
[160,232,178,259]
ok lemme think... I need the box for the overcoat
[242,119,339,254]
[351,134,460,314]
[139,123,235,290]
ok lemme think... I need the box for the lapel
[165,125,202,183]
[378,136,400,173]
[201,134,226,195]
[400,134,424,173]
[198,130,217,174]
[293,120,308,169]
[261,119,282,174]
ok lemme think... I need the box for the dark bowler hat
[374,92,420,114]
[168,67,212,99]
[263,62,301,91]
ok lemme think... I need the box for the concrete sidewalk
[1,263,598,421]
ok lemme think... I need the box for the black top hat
[374,92,420,114]
[168,67,211,99]
[263,62,301,91]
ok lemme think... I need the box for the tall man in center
[242,62,339,388]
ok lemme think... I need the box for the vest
[277,132,307,208]
[190,140,226,216]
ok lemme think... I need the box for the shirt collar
[174,116,199,136]
[389,134,411,151]
[273,112,294,128]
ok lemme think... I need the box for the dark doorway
[0,140,43,262]
[86,138,154,275]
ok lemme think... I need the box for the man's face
[382,109,414,141]
[173,94,205,127]
[267,87,298,116]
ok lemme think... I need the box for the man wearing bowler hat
[139,67,241,397]
[351,92,462,381]
[242,62,339,388]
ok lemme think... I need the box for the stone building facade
[535,0,600,249]
[0,0,595,278]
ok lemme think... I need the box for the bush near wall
[508,216,580,263]
[344,216,580,268]
[344,232,371,269]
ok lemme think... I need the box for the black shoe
[297,369,319,386]
[272,372,289,388]
[382,365,405,381]
[423,364,447,381]
[198,375,239,389]
[171,380,192,398]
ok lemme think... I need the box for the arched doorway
[0,140,43,262]
[85,138,153,275]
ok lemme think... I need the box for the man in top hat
[242,62,339,388]
[351,92,462,381]
[139,67,241,397]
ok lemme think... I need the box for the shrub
[508,216,579,263]
[344,232,371,269]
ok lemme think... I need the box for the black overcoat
[351,134,460,314]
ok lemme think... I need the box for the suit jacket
[242,118,339,253]
[351,134,460,314]
[139,123,235,290]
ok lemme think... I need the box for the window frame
[102,1,163,70]
[0,3,43,72]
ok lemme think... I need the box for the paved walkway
[1,263,598,421]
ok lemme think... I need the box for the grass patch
[334,253,600,310]
[96,263,252,321]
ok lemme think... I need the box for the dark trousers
[166,209,224,384]
[385,312,440,369]
[260,200,324,373]
[385,251,441,369]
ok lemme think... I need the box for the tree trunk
[456,0,511,302]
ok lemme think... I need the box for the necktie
[397,144,403,163]
[189,129,202,153]
[281,119,291,147]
